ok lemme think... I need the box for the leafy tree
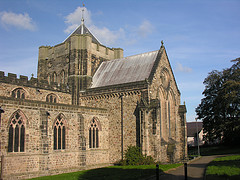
[196,58,240,145]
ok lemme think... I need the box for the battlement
[0,71,70,93]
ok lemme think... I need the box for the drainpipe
[0,106,5,180]
[120,95,124,160]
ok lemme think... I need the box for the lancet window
[47,74,51,84]
[152,108,157,135]
[60,70,65,84]
[89,117,101,148]
[53,72,57,83]
[53,114,66,150]
[8,110,26,152]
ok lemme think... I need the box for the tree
[196,58,240,145]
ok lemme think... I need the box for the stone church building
[0,16,187,179]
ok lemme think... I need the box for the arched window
[53,114,66,150]
[46,94,57,103]
[8,110,26,152]
[89,117,101,148]
[53,72,57,83]
[11,88,26,99]
[168,101,171,138]
[152,108,157,135]
[61,70,65,84]
[47,74,51,84]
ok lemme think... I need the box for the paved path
[147,155,224,180]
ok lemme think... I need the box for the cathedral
[0,13,187,179]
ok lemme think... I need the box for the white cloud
[89,25,125,46]
[175,62,192,73]
[64,6,92,34]
[0,11,36,31]
[64,6,123,46]
[64,7,155,46]
[137,20,154,38]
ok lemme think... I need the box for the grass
[188,145,240,156]
[30,163,182,180]
[206,155,240,180]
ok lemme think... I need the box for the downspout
[0,107,5,180]
[120,95,124,160]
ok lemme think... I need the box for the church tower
[37,6,123,105]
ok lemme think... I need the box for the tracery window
[8,110,26,152]
[53,114,66,150]
[89,117,101,148]
[11,88,26,99]
[46,94,57,103]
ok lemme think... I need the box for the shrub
[124,145,155,165]
[124,145,144,165]
[142,155,155,165]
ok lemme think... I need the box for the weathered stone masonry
[0,96,109,179]
[0,19,187,179]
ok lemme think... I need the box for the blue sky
[0,0,239,122]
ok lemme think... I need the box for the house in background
[187,122,205,147]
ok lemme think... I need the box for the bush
[124,145,144,165]
[123,145,155,165]
[142,155,155,165]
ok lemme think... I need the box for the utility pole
[195,118,200,156]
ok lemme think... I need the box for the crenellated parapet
[0,71,70,93]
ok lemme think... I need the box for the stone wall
[79,46,188,164]
[81,89,143,163]
[0,82,71,105]
[0,96,109,179]
[37,34,123,85]
[147,46,187,162]
[0,71,69,92]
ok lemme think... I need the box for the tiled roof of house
[91,50,160,88]
[187,122,203,137]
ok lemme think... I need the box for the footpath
[146,155,224,180]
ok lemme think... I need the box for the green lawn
[30,164,182,180]
[188,145,240,156]
[206,155,240,180]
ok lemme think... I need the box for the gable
[149,46,180,100]
[91,50,159,88]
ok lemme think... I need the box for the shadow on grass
[206,175,240,180]
[209,159,240,167]
[78,166,163,180]
[188,145,240,156]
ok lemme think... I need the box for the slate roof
[187,122,203,137]
[91,50,159,88]
[64,23,100,44]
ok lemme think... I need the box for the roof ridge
[63,23,101,44]
[104,50,159,63]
